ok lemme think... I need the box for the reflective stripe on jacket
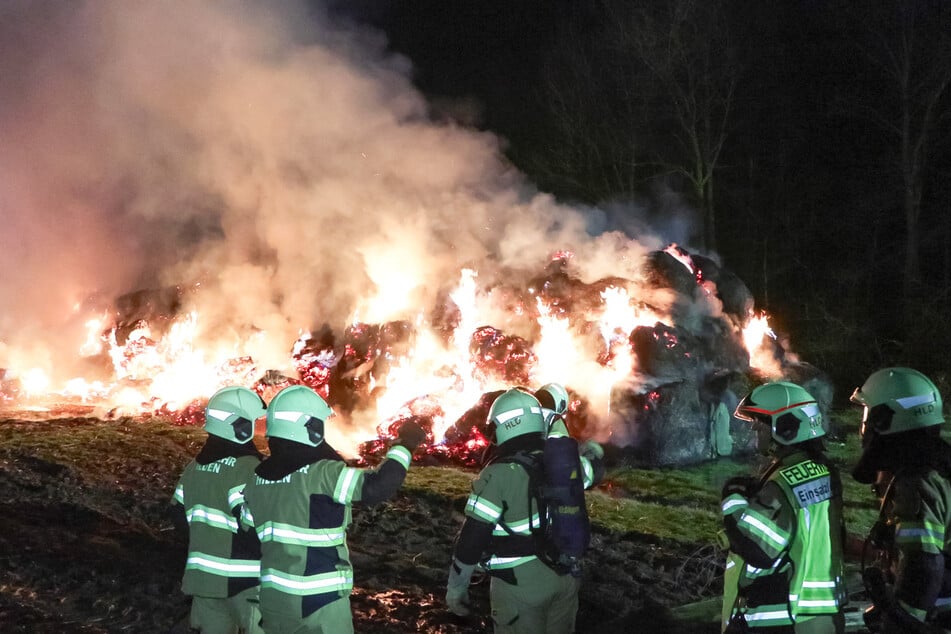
[721,452,845,627]
[172,455,262,598]
[771,458,846,617]
[241,445,409,618]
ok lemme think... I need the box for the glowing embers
[663,243,701,282]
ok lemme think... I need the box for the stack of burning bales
[609,247,833,465]
[292,245,832,467]
[0,245,833,467]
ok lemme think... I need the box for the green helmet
[850,367,944,437]
[489,388,546,444]
[204,386,266,444]
[735,381,825,446]
[535,382,569,418]
[266,385,333,447]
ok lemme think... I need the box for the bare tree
[604,0,738,253]
[536,0,737,253]
[537,6,647,202]
[844,0,951,298]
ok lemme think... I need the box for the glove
[721,475,756,500]
[446,558,475,617]
[715,529,730,551]
[580,440,604,460]
[397,420,428,452]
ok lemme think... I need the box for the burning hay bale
[644,246,701,298]
[629,323,700,380]
[469,326,536,386]
[612,379,710,466]
[691,254,755,318]
[292,320,416,414]
[4,240,832,470]
[601,246,834,466]
[358,393,495,467]
[113,286,187,345]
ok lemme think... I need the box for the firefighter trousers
[259,596,353,634]
[489,558,580,634]
[189,586,263,634]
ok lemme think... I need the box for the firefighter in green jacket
[721,381,846,633]
[445,387,604,633]
[170,385,267,634]
[535,382,570,434]
[535,382,605,494]
[850,367,951,633]
[239,385,425,634]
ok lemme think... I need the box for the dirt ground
[0,416,728,634]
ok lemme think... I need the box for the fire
[0,246,790,457]
[20,368,51,397]
[743,311,782,378]
[663,243,701,282]
[0,2,809,468]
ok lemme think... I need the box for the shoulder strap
[491,449,541,470]
[756,457,785,490]
[494,450,544,537]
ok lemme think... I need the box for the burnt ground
[0,416,726,633]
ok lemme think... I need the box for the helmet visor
[849,386,867,410]
[849,386,872,444]
[734,394,770,425]
[232,417,253,442]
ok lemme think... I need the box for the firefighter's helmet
[735,381,825,446]
[489,388,546,444]
[204,386,266,444]
[850,367,944,438]
[266,385,332,447]
[535,383,569,416]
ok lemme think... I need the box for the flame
[79,314,109,357]
[664,243,699,279]
[20,368,51,396]
[743,311,782,377]
[1,259,794,455]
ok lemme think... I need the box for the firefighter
[721,381,846,633]
[850,367,951,633]
[535,382,606,490]
[170,385,267,634]
[535,382,570,435]
[239,384,426,634]
[445,388,604,634]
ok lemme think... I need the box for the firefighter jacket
[721,449,846,629]
[171,453,262,598]
[879,467,951,629]
[455,434,602,577]
[240,444,411,619]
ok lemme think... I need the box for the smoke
[0,0,668,376]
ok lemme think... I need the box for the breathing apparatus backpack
[499,435,592,577]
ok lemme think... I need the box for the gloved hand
[446,558,475,617]
[721,475,756,500]
[397,420,428,452]
[579,440,604,460]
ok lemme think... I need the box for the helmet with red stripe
[735,381,825,446]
